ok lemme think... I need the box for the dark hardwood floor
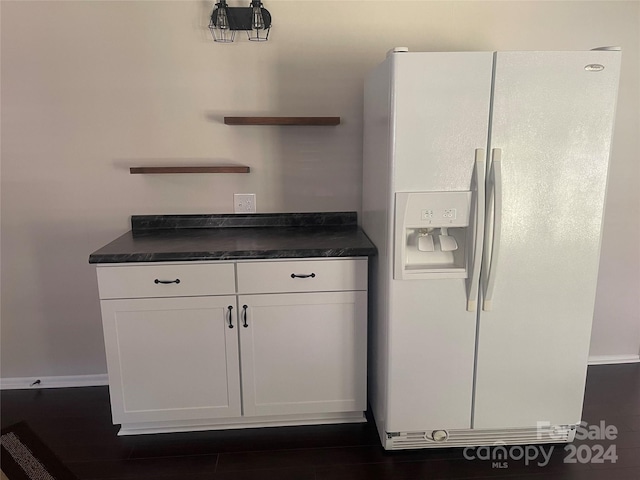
[2,364,639,479]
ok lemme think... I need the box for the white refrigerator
[362,48,621,449]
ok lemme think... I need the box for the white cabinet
[238,292,367,417]
[235,259,368,418]
[96,257,368,435]
[100,296,241,424]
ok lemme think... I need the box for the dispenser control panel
[399,192,470,228]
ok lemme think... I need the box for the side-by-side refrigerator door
[385,52,493,433]
[473,50,621,429]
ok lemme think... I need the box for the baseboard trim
[0,374,108,390]
[588,354,640,365]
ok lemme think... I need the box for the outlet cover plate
[234,193,256,213]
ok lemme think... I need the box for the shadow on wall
[6,218,108,377]
[271,56,369,214]
[36,218,107,374]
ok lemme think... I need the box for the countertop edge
[89,247,376,264]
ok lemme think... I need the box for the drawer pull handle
[290,273,316,279]
[227,305,234,328]
[242,305,249,328]
[154,279,181,285]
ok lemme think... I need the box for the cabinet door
[101,296,241,424]
[238,292,367,417]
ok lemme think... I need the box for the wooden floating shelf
[224,117,340,126]
[130,166,250,174]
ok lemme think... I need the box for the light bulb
[251,5,265,30]
[210,1,235,43]
[216,8,229,30]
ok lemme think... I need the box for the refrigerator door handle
[467,149,485,311]
[482,148,503,311]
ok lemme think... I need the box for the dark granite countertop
[89,212,377,264]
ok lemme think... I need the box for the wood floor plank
[582,365,640,417]
[128,422,380,459]
[484,466,640,480]
[212,466,316,480]
[66,454,219,480]
[580,414,640,433]
[215,444,393,472]
[313,453,591,480]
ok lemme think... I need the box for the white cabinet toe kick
[118,411,367,436]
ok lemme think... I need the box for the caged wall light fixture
[209,0,271,43]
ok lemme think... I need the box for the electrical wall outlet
[234,194,256,213]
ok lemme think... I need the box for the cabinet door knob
[242,305,249,328]
[154,279,181,284]
[227,305,234,328]
[290,273,315,279]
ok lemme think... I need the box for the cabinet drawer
[97,263,235,299]
[237,259,367,294]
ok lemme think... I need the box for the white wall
[1,1,638,379]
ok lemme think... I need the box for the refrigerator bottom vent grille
[387,425,575,450]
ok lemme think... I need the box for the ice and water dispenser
[394,192,473,280]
